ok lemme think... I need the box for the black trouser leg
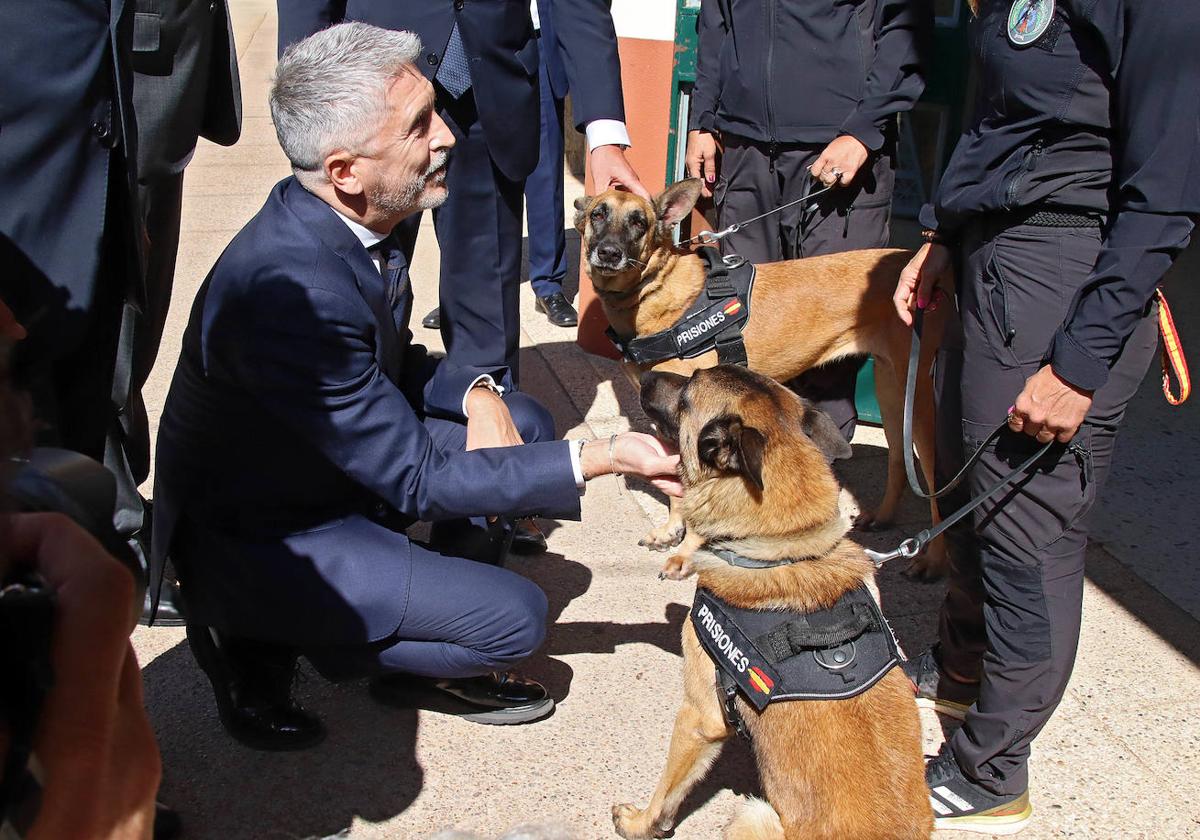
[714,134,895,439]
[937,221,1158,795]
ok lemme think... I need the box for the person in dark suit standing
[151,23,681,750]
[124,0,243,624]
[275,0,648,367]
[0,0,149,545]
[523,0,576,328]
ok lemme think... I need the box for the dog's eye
[590,206,608,223]
[629,217,646,235]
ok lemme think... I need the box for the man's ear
[801,405,853,463]
[573,195,593,231]
[653,179,703,228]
[697,414,766,491]
[325,151,363,195]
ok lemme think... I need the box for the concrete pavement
[131,3,1200,837]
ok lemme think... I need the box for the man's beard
[369,151,450,215]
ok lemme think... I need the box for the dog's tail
[724,797,785,840]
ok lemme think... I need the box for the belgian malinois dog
[610,365,931,840]
[576,179,949,578]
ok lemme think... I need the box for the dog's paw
[612,804,668,839]
[639,522,685,552]
[853,510,892,532]
[658,553,694,581]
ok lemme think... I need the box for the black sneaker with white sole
[902,647,979,720]
[925,749,1033,835]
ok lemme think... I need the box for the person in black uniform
[894,0,1199,832]
[685,0,928,441]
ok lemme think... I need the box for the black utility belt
[994,207,1105,229]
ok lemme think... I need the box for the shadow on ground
[144,643,421,840]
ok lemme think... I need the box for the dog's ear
[653,179,703,228]
[801,405,853,463]
[573,195,594,231]
[697,414,766,491]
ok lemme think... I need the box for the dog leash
[680,184,836,247]
[864,306,1055,567]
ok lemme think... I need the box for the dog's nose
[596,243,622,264]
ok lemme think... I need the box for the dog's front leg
[659,530,704,580]
[613,624,730,838]
[639,497,687,551]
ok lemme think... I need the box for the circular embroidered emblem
[1007,0,1055,47]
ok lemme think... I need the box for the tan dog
[611,365,931,840]
[576,179,949,577]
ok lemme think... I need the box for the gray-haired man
[151,23,680,750]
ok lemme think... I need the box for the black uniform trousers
[395,85,525,383]
[714,133,895,440]
[933,218,1158,796]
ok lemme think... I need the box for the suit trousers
[108,172,187,546]
[714,134,895,440]
[302,390,556,680]
[524,42,568,300]
[933,219,1158,796]
[396,86,526,383]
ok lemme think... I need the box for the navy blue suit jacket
[276,0,624,181]
[0,0,142,353]
[152,178,581,644]
[536,0,568,99]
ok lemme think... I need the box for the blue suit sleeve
[218,274,581,522]
[688,0,728,133]
[838,0,931,152]
[1050,0,1200,391]
[549,0,625,128]
[275,0,347,55]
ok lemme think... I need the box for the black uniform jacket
[925,0,1200,391]
[689,0,929,151]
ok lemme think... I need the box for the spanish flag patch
[748,666,774,695]
[723,300,743,317]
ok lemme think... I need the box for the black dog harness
[605,249,755,367]
[691,559,901,739]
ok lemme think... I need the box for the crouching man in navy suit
[150,23,681,750]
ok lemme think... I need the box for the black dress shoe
[508,519,548,556]
[140,578,186,627]
[534,292,578,327]
[186,624,325,751]
[429,518,510,565]
[153,801,183,840]
[422,306,441,329]
[370,671,554,725]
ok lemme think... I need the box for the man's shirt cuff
[568,439,586,493]
[461,374,505,417]
[585,120,631,153]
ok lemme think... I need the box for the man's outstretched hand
[581,432,683,497]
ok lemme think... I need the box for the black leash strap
[867,307,1054,567]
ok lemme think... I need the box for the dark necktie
[370,235,408,307]
[436,22,472,98]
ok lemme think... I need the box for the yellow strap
[1156,289,1190,406]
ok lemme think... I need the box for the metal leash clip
[864,536,923,568]
[688,224,740,246]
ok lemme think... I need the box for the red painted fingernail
[706,173,715,183]
[1007,405,1016,415]
[917,295,927,309]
